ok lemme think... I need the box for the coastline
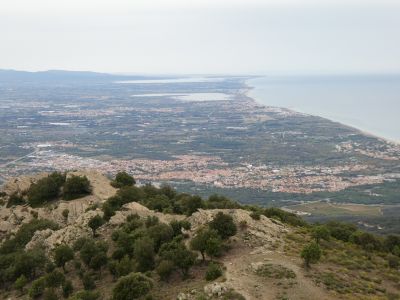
[244,77,400,146]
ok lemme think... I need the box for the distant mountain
[0,69,166,83]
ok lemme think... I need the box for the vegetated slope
[0,170,399,300]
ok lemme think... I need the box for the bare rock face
[203,282,229,297]
[25,209,103,253]
[109,202,185,227]
[188,208,287,247]
[0,170,114,240]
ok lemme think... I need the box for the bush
[62,280,74,298]
[14,274,28,292]
[68,290,100,300]
[63,175,91,200]
[111,172,136,188]
[79,239,108,269]
[27,172,65,207]
[325,221,357,242]
[205,262,223,281]
[88,215,104,237]
[0,219,58,255]
[190,228,222,261]
[170,220,191,237]
[147,223,174,252]
[262,207,307,227]
[311,225,330,243]
[112,273,153,300]
[133,237,155,272]
[54,244,74,271]
[45,269,65,288]
[82,273,95,290]
[43,288,58,300]
[301,242,321,268]
[62,209,70,221]
[209,212,237,239]
[28,276,46,298]
[159,240,196,277]
[156,260,175,281]
[387,254,400,269]
[7,192,25,207]
[250,212,261,220]
[350,231,382,251]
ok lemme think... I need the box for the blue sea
[247,75,400,143]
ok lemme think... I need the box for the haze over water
[248,75,400,143]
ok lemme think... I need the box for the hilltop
[0,170,399,300]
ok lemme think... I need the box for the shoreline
[243,77,400,146]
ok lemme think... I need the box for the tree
[301,242,322,268]
[190,228,222,261]
[147,223,174,252]
[209,212,237,239]
[133,237,155,272]
[311,225,330,243]
[112,273,153,300]
[112,172,136,188]
[88,215,104,237]
[62,209,70,222]
[170,220,191,237]
[63,175,92,200]
[159,240,196,277]
[54,244,74,272]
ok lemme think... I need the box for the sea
[247,75,400,143]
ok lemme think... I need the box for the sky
[1,0,399,75]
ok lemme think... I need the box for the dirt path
[222,242,335,300]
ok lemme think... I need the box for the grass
[254,264,296,280]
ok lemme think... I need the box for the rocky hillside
[0,170,399,300]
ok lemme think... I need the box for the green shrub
[62,209,70,221]
[63,175,91,200]
[7,192,25,207]
[28,276,46,298]
[311,225,330,243]
[45,269,65,288]
[111,172,136,188]
[209,212,237,239]
[54,244,74,271]
[62,280,74,298]
[250,212,261,220]
[159,240,196,277]
[27,172,65,207]
[88,215,104,237]
[43,288,58,300]
[82,273,95,290]
[301,242,322,268]
[190,228,222,261]
[133,237,155,272]
[387,254,400,269]
[112,273,153,300]
[156,260,175,281]
[205,262,223,281]
[68,290,100,300]
[14,274,28,292]
[0,219,58,254]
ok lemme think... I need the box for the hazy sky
[1,0,399,75]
